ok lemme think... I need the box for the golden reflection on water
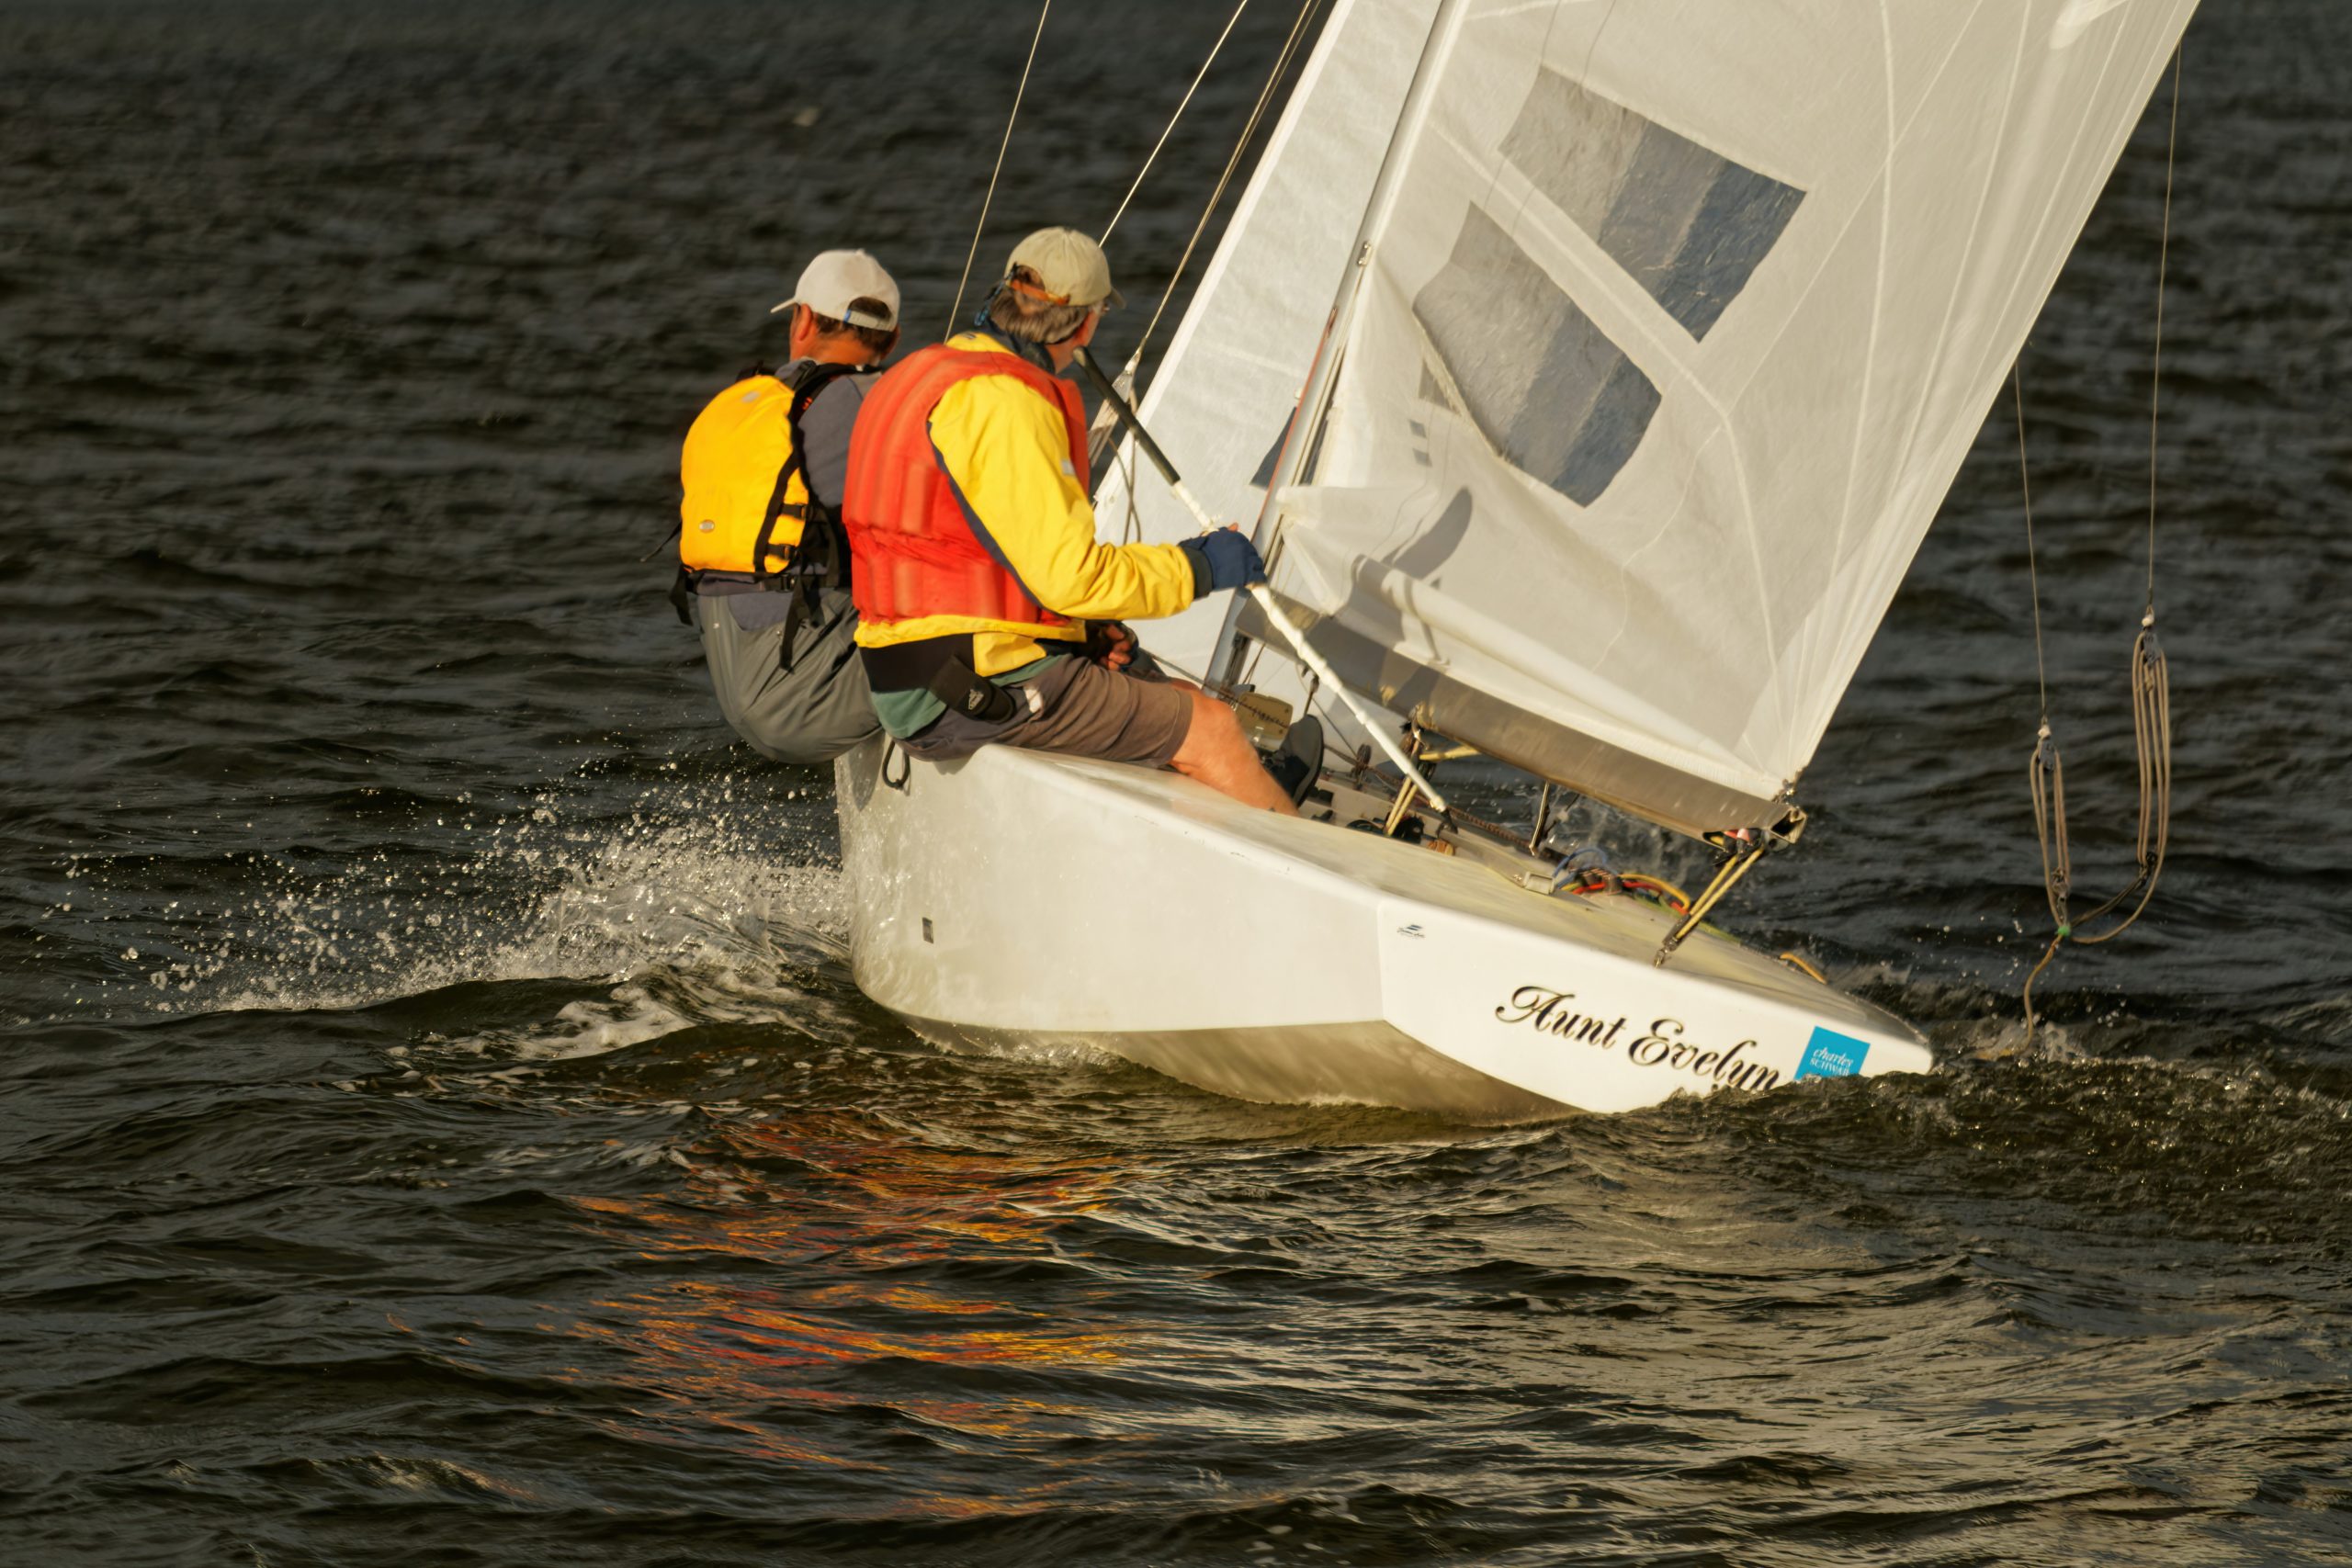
[556,1111,1149,1472]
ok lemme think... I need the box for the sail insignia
[1413,209,1659,506]
[1409,73,1802,510]
[1500,69,1804,343]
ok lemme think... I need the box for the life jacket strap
[747,362,836,586]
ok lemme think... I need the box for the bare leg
[1171,690,1297,815]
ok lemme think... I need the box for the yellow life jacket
[676,360,858,579]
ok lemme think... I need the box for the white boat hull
[835,739,1931,1121]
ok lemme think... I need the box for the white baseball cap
[770,249,900,331]
[1004,228,1124,310]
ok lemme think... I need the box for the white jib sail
[1092,0,1442,690]
[1219,0,2197,835]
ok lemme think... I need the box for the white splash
[121,778,855,1061]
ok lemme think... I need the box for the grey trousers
[695,587,879,765]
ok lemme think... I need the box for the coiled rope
[2018,45,2184,1041]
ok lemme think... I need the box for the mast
[1205,0,1464,693]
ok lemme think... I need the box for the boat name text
[1493,986,1781,1092]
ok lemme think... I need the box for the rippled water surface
[4,3,2349,1563]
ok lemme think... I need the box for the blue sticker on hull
[1795,1027,1871,1081]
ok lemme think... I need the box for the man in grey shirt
[677,251,899,764]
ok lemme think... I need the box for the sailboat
[835,0,2199,1121]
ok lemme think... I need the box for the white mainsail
[1092,0,1442,686]
[1128,0,2199,837]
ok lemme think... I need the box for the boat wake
[68,777,853,1055]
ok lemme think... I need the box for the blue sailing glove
[1179,528,1267,599]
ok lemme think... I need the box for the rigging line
[2014,361,2050,724]
[2020,929,2064,1039]
[1100,0,1253,247]
[1136,0,1323,359]
[946,0,1053,336]
[2146,42,2183,613]
[1115,437,1144,544]
[2063,48,2184,946]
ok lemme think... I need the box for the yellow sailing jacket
[846,332,1197,675]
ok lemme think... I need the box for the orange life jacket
[842,342,1090,632]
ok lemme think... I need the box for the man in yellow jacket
[842,229,1294,813]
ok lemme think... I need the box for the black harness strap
[858,637,1021,725]
[748,360,839,583]
[759,360,863,674]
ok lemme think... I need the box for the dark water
[4,2,2349,1562]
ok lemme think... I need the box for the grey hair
[985,266,1092,345]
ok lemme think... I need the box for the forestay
[1201,0,2197,836]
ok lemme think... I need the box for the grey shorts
[899,655,1194,768]
[696,586,879,765]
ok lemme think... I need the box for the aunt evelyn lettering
[1493,986,1781,1092]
